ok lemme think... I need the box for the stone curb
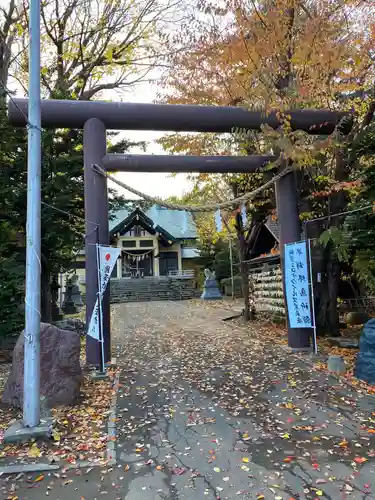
[0,463,60,475]
[282,344,375,402]
[106,369,121,466]
[0,370,122,475]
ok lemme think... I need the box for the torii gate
[8,99,347,364]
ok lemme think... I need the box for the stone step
[81,277,200,304]
[110,283,195,290]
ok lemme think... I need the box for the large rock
[345,311,370,326]
[355,319,375,384]
[2,323,83,408]
[53,318,86,337]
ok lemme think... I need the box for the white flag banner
[99,246,121,293]
[87,246,121,340]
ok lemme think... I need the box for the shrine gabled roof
[264,216,280,241]
[109,205,197,239]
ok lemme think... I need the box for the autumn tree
[157,0,375,333]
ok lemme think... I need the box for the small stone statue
[201,268,222,300]
[204,268,216,280]
[62,278,79,314]
[70,274,84,309]
[51,275,64,321]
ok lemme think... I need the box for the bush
[213,248,239,282]
[221,275,243,287]
[0,256,25,338]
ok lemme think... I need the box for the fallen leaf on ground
[28,444,41,458]
[171,467,186,475]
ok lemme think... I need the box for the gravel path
[1,300,375,500]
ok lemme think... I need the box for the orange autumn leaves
[312,180,362,198]
[162,0,375,114]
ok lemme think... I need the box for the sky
[8,71,191,201]
[108,80,192,200]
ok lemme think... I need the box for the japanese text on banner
[99,246,121,292]
[284,241,312,329]
[87,246,121,340]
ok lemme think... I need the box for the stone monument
[70,274,84,309]
[355,319,375,384]
[51,275,64,321]
[201,268,222,300]
[62,277,79,314]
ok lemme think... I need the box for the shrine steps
[80,277,200,303]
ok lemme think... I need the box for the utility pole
[23,0,42,428]
[228,237,235,300]
[232,185,251,321]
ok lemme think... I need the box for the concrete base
[51,312,64,321]
[90,370,109,381]
[4,417,53,444]
[105,357,117,368]
[289,347,313,354]
[201,279,222,300]
[328,355,346,374]
[62,305,78,314]
[201,293,222,300]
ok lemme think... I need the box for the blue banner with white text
[284,241,312,328]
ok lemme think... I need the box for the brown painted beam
[102,154,275,173]
[8,98,350,135]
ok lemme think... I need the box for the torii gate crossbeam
[102,154,276,172]
[9,98,348,364]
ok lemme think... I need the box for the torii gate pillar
[276,170,311,349]
[83,118,111,365]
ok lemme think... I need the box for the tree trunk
[234,212,251,322]
[315,266,340,336]
[231,184,252,322]
[326,259,341,335]
[315,130,351,336]
[41,267,52,323]
[0,0,17,95]
[312,245,340,336]
[239,232,251,322]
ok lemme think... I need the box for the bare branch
[26,0,186,100]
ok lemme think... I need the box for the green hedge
[221,275,243,286]
[0,257,25,338]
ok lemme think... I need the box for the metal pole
[96,244,105,374]
[23,0,41,428]
[308,239,318,354]
[229,238,235,300]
